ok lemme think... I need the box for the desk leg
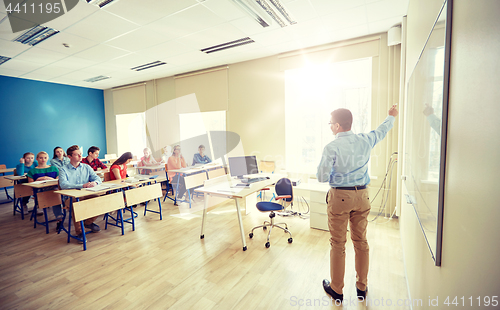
[67,197,73,243]
[32,188,38,227]
[80,221,87,251]
[43,208,49,234]
[234,198,247,251]
[4,186,13,201]
[174,173,180,206]
[158,199,162,221]
[200,194,208,239]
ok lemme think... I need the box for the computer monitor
[228,156,259,178]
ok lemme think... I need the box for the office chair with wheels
[249,178,293,248]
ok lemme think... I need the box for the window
[179,111,226,160]
[285,58,372,174]
[116,113,147,158]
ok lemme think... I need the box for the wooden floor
[0,189,409,310]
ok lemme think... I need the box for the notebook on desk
[84,183,121,191]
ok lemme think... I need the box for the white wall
[401,0,500,306]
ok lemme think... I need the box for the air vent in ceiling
[201,37,255,54]
[0,56,12,65]
[130,61,167,71]
[86,0,119,8]
[84,75,111,82]
[13,25,59,46]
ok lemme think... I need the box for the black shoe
[356,286,368,300]
[56,221,62,232]
[322,279,343,302]
[84,223,101,232]
[76,233,84,244]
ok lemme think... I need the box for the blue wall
[0,75,106,169]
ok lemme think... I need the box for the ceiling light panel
[0,55,11,65]
[84,75,111,82]
[231,0,273,27]
[13,25,60,46]
[86,0,120,9]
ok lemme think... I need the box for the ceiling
[0,0,408,90]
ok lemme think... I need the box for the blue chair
[249,178,293,248]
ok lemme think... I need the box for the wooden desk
[0,168,15,174]
[138,165,165,176]
[23,180,60,233]
[195,174,282,251]
[5,175,28,218]
[55,178,165,250]
[169,164,224,206]
[0,168,16,202]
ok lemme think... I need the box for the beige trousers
[327,187,371,294]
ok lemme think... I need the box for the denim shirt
[59,162,101,189]
[317,116,395,187]
[50,157,70,169]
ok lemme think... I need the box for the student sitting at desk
[16,152,38,214]
[140,147,158,166]
[16,152,38,176]
[59,145,102,239]
[192,144,212,166]
[110,152,133,180]
[27,151,63,226]
[81,146,107,171]
[167,145,187,199]
[160,145,172,164]
[50,146,70,169]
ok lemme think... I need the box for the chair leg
[248,212,293,248]
[274,222,288,229]
[273,224,292,238]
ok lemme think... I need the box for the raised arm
[364,104,398,148]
